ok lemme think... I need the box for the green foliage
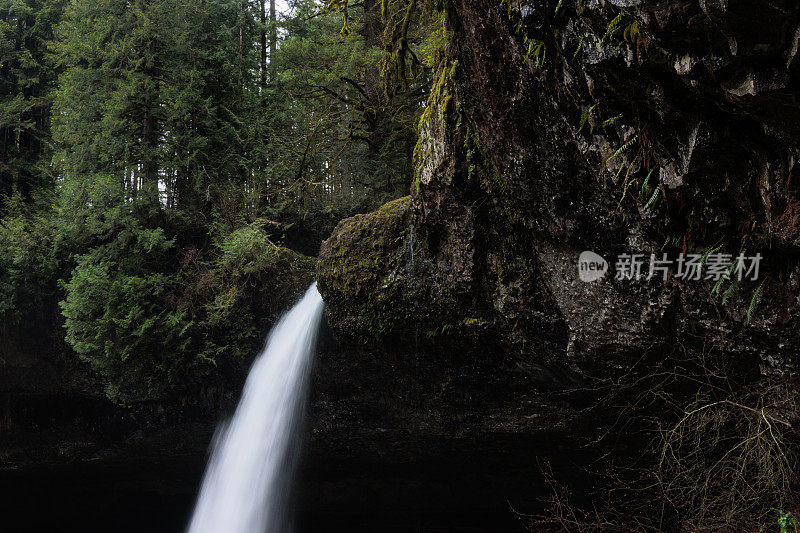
[53,185,314,401]
[610,134,638,162]
[61,238,187,400]
[238,0,428,220]
[602,11,626,45]
[219,224,282,277]
[375,0,430,96]
[573,35,584,58]
[198,222,314,362]
[0,0,64,205]
[578,104,596,133]
[51,0,249,209]
[47,171,316,402]
[746,279,765,324]
[643,183,661,211]
[773,509,800,533]
[526,37,546,66]
[417,11,450,69]
[617,166,649,211]
[1,0,420,402]
[602,113,623,128]
[57,183,190,400]
[0,191,59,322]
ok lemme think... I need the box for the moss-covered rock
[316,196,416,337]
[314,1,800,527]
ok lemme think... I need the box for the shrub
[60,214,194,401]
[658,384,799,530]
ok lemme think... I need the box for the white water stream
[187,283,324,533]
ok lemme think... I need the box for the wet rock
[317,0,800,522]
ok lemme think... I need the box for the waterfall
[187,283,324,533]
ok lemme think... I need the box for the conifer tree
[0,0,64,205]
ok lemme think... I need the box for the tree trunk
[260,0,267,89]
[141,40,159,206]
[268,0,276,80]
[142,102,158,204]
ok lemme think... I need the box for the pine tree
[0,0,64,205]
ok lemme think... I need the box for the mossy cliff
[317,196,415,336]
[317,0,800,527]
[319,0,800,369]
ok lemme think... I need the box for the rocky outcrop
[320,0,800,364]
[316,196,417,336]
[317,0,800,527]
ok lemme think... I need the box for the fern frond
[746,280,765,324]
[602,12,626,44]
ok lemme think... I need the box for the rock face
[316,196,416,336]
[320,0,800,367]
[317,0,800,527]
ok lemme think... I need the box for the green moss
[412,51,458,198]
[317,196,412,328]
[463,316,488,327]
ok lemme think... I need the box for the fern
[772,509,800,533]
[527,39,546,66]
[602,113,623,128]
[610,134,638,161]
[616,164,636,210]
[536,43,546,66]
[712,260,738,297]
[644,184,660,211]
[746,280,765,324]
[602,12,626,44]
[700,242,723,264]
[612,156,628,184]
[579,103,596,132]
[574,35,584,58]
[712,275,726,297]
[640,167,655,197]
[721,279,740,305]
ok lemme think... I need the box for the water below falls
[187,283,324,533]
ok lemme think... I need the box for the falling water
[187,283,324,533]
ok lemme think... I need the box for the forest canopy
[0,0,434,401]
